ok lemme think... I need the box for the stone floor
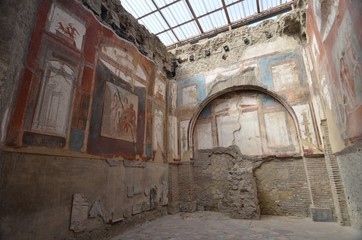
[111,211,362,240]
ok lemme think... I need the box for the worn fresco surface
[101,81,138,142]
[152,105,165,152]
[48,4,86,50]
[31,60,75,136]
[178,50,320,156]
[194,92,300,157]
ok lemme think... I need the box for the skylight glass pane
[161,1,193,27]
[157,30,178,46]
[139,12,169,34]
[122,0,156,18]
[242,0,257,16]
[153,0,179,8]
[227,2,244,22]
[189,0,222,17]
[225,0,241,5]
[173,21,200,41]
[199,10,227,32]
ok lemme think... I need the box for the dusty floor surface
[111,211,362,240]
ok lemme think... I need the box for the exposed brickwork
[304,157,335,209]
[177,162,196,212]
[255,158,311,217]
[168,163,180,214]
[321,120,351,226]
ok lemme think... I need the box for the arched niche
[187,85,303,158]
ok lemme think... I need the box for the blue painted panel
[258,50,307,91]
[70,129,84,152]
[146,144,152,159]
[177,75,206,107]
[199,104,212,118]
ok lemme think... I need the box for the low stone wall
[0,151,168,240]
[193,146,262,219]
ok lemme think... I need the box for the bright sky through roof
[121,0,293,46]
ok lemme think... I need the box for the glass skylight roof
[121,0,295,47]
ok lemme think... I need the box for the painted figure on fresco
[57,22,79,40]
[110,94,136,136]
[110,93,121,135]
[153,109,164,151]
[120,101,136,134]
[101,82,138,142]
[48,4,86,50]
[340,56,357,111]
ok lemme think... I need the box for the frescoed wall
[0,1,169,239]
[194,92,300,157]
[177,48,321,157]
[306,0,362,229]
[307,0,362,150]
[5,0,166,159]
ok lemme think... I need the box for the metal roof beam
[150,0,180,41]
[167,0,295,48]
[184,0,204,34]
[256,0,261,13]
[221,0,231,26]
[137,0,181,20]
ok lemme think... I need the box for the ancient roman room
[0,0,361,239]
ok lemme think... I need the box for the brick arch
[187,85,303,157]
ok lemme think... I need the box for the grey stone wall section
[178,162,196,212]
[337,141,362,230]
[0,151,168,240]
[194,146,263,219]
[168,163,180,214]
[0,0,41,144]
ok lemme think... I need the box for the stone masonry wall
[168,163,180,214]
[337,142,362,230]
[178,162,196,212]
[0,151,169,240]
[194,146,262,220]
[255,158,311,217]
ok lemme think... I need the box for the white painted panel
[235,111,262,155]
[195,122,213,150]
[293,104,318,146]
[264,111,290,147]
[216,113,239,148]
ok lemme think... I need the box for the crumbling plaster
[170,9,306,81]
[79,0,174,74]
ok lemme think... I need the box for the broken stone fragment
[70,193,89,233]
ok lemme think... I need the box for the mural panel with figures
[48,4,86,50]
[153,107,164,151]
[154,78,166,102]
[101,81,138,142]
[332,10,362,139]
